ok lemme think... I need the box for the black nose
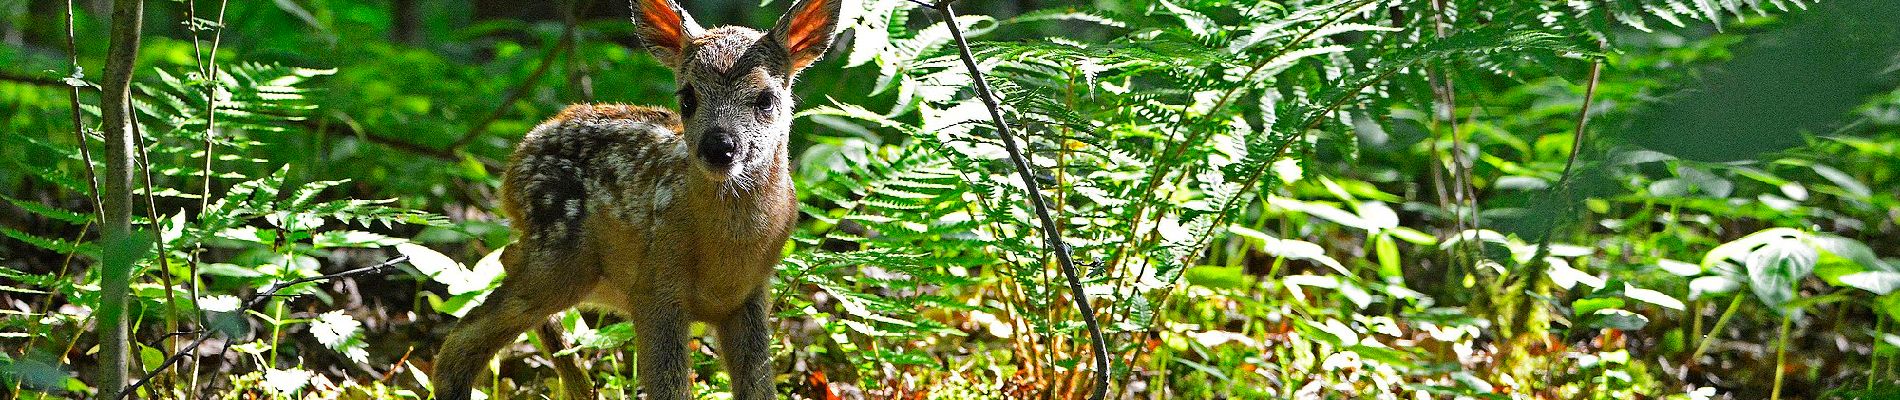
[698,129,736,168]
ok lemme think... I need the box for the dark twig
[64,0,102,218]
[184,0,230,393]
[1428,0,1481,264]
[1517,57,1603,286]
[129,101,187,394]
[922,3,1110,399]
[117,255,412,399]
[448,22,578,151]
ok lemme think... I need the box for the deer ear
[768,0,843,76]
[630,0,704,68]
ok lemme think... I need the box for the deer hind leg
[532,318,597,400]
[713,287,776,400]
[433,246,596,400]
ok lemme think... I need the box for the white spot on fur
[653,184,674,207]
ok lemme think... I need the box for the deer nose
[698,128,737,168]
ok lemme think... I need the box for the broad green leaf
[1547,258,1605,290]
[1624,283,1686,311]
[1657,259,1702,276]
[1703,227,1805,268]
[1839,272,1900,295]
[1811,234,1891,272]
[1746,238,1818,313]
[1689,276,1741,300]
[1259,237,1347,275]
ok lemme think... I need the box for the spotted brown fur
[432,0,843,398]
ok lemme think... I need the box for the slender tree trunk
[96,0,145,396]
[391,0,420,45]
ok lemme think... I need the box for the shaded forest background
[2,0,1899,398]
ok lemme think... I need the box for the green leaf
[1623,283,1686,311]
[1657,259,1702,276]
[1385,226,1438,245]
[1689,275,1740,300]
[1811,234,1891,272]
[310,311,369,363]
[138,343,165,374]
[1,194,92,224]
[1546,258,1605,290]
[312,230,406,248]
[1746,238,1818,313]
[1583,309,1650,331]
[1838,272,1900,295]
[1185,265,1248,289]
[1572,297,1625,316]
[1374,233,1402,280]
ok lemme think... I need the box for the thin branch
[561,0,595,103]
[192,0,230,232]
[65,0,102,219]
[0,71,69,88]
[925,3,1110,399]
[1426,0,1487,281]
[1517,57,1603,279]
[129,102,185,396]
[117,255,412,399]
[185,2,229,394]
[448,22,578,151]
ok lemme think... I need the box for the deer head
[631,0,842,190]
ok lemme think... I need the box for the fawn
[430,0,841,398]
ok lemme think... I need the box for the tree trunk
[391,0,420,45]
[95,0,144,397]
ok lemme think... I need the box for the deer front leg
[714,287,776,399]
[631,296,693,400]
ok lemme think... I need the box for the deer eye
[678,86,698,117]
[753,91,775,116]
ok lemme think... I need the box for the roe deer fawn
[431,0,840,398]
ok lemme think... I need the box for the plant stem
[1772,313,1792,400]
[96,0,147,395]
[186,3,230,393]
[65,0,101,216]
[130,101,183,397]
[928,3,1109,398]
[1691,293,1746,365]
[1873,313,1886,390]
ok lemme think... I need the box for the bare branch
[924,3,1110,399]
